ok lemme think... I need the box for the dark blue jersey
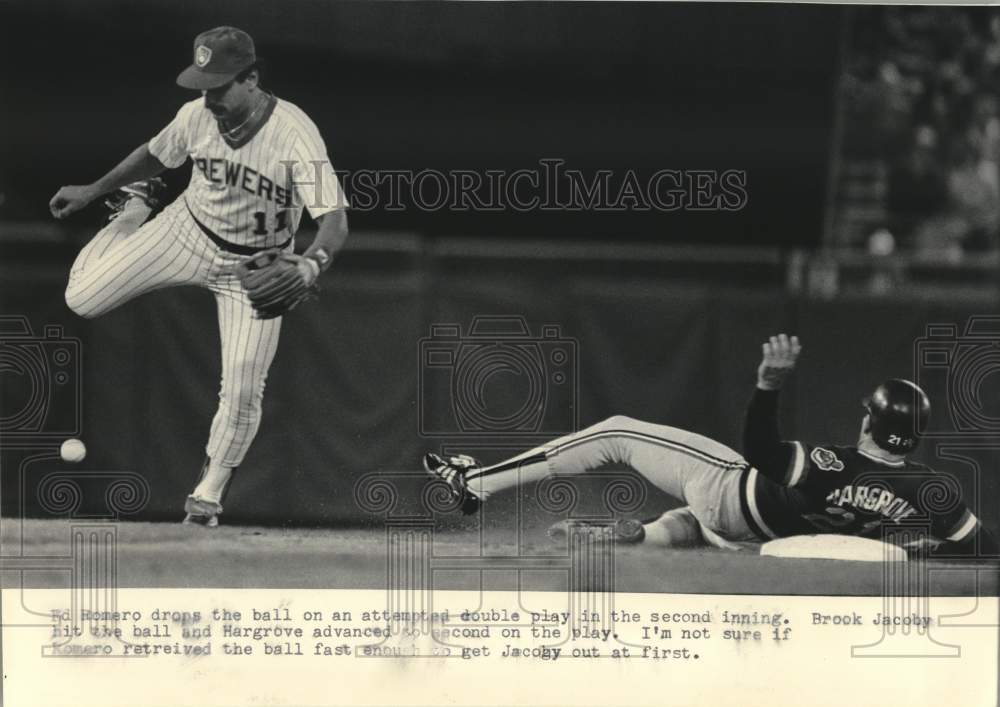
[738,443,978,543]
[741,388,991,552]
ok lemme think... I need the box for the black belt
[185,200,292,256]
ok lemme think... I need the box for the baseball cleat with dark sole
[182,513,219,528]
[547,518,646,544]
[422,452,482,515]
[182,495,222,528]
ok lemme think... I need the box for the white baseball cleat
[182,496,222,528]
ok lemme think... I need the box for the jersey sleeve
[774,441,812,486]
[900,469,982,546]
[743,387,802,486]
[753,441,847,490]
[288,119,349,219]
[148,100,199,169]
[928,505,998,556]
[893,469,990,552]
[933,502,981,545]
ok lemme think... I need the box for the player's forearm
[961,525,998,555]
[303,209,349,273]
[742,387,791,477]
[90,144,168,197]
[744,387,781,451]
[935,525,999,558]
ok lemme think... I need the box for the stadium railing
[1,223,996,300]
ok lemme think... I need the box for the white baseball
[60,438,87,463]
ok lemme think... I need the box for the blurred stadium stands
[831,6,1000,258]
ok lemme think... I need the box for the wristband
[309,247,331,272]
[304,257,321,281]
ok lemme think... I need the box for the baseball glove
[233,249,319,320]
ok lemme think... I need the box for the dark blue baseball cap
[177,26,256,90]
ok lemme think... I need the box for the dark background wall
[2,255,997,536]
[1,1,841,245]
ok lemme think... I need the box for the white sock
[641,508,704,547]
[192,459,233,504]
[468,457,552,501]
[641,521,674,546]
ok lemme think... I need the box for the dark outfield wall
[2,255,997,538]
[1,1,841,246]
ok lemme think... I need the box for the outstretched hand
[757,333,801,390]
[49,185,99,219]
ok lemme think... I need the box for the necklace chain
[219,93,269,138]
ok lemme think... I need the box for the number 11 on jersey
[253,209,288,236]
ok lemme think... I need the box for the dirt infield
[2,519,995,596]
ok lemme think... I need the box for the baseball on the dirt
[60,438,87,463]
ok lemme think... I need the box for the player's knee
[601,414,636,429]
[64,283,100,319]
[220,367,267,412]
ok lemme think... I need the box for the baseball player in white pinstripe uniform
[49,27,350,527]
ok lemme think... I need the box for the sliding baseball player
[425,335,997,555]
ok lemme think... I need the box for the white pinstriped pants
[467,415,759,542]
[65,198,282,468]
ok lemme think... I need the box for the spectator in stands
[983,16,1000,74]
[942,138,1000,253]
[965,94,1000,183]
[848,8,1000,255]
[887,125,949,248]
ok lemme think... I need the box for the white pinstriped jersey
[148,95,348,248]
